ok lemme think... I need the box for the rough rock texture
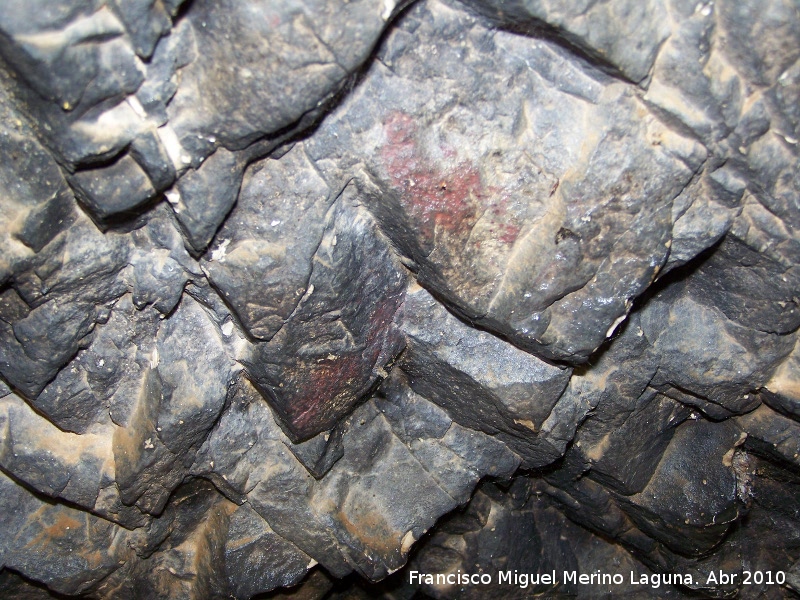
[1,0,800,598]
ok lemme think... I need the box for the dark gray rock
[0,390,145,527]
[579,389,690,496]
[154,294,239,455]
[70,154,157,219]
[0,215,131,399]
[30,295,160,434]
[171,148,246,253]
[128,127,176,192]
[615,418,745,557]
[737,404,800,471]
[0,470,135,596]
[297,0,707,362]
[463,0,670,83]
[0,80,76,285]
[134,18,196,125]
[224,502,313,600]
[202,145,334,341]
[286,424,346,480]
[663,165,744,274]
[128,206,201,315]
[642,280,794,417]
[108,0,171,59]
[395,284,570,467]
[0,0,798,597]
[243,186,407,441]
[165,0,413,155]
[0,6,153,196]
[112,293,238,515]
[193,374,518,584]
[0,4,142,116]
[685,236,800,335]
[763,336,800,421]
[93,480,234,599]
[409,479,686,599]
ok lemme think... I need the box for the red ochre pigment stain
[496,218,521,245]
[381,112,521,245]
[381,112,480,239]
[290,353,364,431]
[288,294,402,434]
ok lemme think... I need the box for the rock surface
[1,0,799,598]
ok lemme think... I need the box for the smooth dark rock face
[0,0,799,598]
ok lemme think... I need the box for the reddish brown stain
[289,293,402,434]
[487,192,522,244]
[498,223,522,244]
[266,13,282,28]
[381,112,480,240]
[291,353,364,431]
[380,112,522,247]
[23,511,83,550]
[44,513,82,538]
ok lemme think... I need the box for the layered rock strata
[1,0,799,598]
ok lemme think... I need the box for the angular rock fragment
[193,376,518,584]
[376,377,521,505]
[243,186,407,441]
[0,4,142,114]
[287,425,346,480]
[203,145,335,341]
[166,0,413,155]
[578,389,690,496]
[69,155,157,220]
[395,284,570,467]
[0,470,134,596]
[224,502,313,600]
[0,83,75,284]
[0,0,799,596]
[0,215,131,399]
[108,0,172,60]
[93,480,235,599]
[0,391,144,527]
[463,0,671,84]
[128,205,199,314]
[615,418,745,557]
[410,479,686,599]
[663,165,744,274]
[642,282,793,418]
[737,404,800,471]
[30,295,160,434]
[0,5,153,188]
[763,334,800,421]
[171,148,247,253]
[302,0,706,361]
[113,294,239,515]
[685,235,800,335]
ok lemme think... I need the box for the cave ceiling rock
[0,0,798,597]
